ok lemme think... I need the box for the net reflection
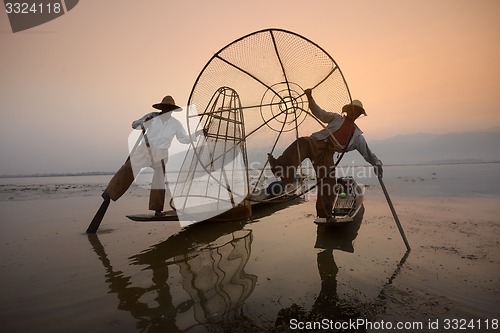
[88,221,256,332]
[174,229,256,327]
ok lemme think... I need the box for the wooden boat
[314,176,364,225]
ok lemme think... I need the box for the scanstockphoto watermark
[289,318,424,331]
[252,161,379,181]
[289,318,500,331]
[3,0,79,33]
[249,160,377,194]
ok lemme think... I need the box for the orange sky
[1,0,499,174]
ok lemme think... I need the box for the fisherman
[267,89,383,223]
[101,95,204,216]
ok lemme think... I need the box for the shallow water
[0,164,499,332]
[2,162,499,200]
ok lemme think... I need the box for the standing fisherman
[103,95,205,216]
[268,89,383,223]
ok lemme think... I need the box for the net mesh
[173,87,249,222]
[174,29,351,221]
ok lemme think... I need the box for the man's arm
[304,89,337,124]
[353,134,383,177]
[173,118,205,144]
[131,112,159,129]
[173,119,191,144]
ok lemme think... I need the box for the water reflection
[88,199,409,332]
[274,206,410,332]
[88,220,256,332]
[274,207,367,331]
[312,208,365,321]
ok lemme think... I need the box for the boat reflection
[275,207,366,330]
[275,206,410,331]
[313,207,368,328]
[88,220,256,332]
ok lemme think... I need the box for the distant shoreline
[340,159,500,168]
[1,160,499,179]
[0,171,115,179]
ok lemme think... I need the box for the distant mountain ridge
[341,128,500,166]
[2,128,498,178]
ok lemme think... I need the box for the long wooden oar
[378,175,411,251]
[86,129,145,234]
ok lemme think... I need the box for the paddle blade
[86,199,110,234]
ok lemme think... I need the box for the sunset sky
[1,0,499,175]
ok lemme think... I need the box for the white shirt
[132,112,193,149]
[308,99,382,166]
[130,111,198,167]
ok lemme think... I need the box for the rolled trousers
[104,157,167,212]
[275,137,338,218]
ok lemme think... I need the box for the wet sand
[0,177,499,332]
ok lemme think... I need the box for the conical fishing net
[173,28,352,224]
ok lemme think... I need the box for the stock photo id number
[3,0,79,32]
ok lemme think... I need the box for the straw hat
[342,99,366,116]
[152,95,181,112]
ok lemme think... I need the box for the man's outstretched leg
[104,157,135,201]
[268,137,325,185]
[87,158,134,233]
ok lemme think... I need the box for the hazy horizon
[0,127,499,177]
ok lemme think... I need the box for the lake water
[0,163,498,332]
[1,162,499,199]
[339,162,500,197]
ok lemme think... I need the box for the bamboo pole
[378,175,411,251]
